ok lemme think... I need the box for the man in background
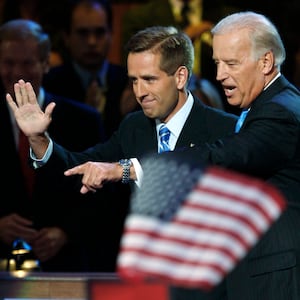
[0,19,106,272]
[43,0,136,139]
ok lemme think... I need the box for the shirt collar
[156,91,194,140]
[264,72,281,90]
[73,59,109,89]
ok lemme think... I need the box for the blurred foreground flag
[117,154,286,291]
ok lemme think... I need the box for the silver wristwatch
[119,159,132,184]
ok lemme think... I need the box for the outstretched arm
[6,79,56,159]
[64,161,137,194]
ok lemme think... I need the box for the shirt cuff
[31,134,53,169]
[131,158,143,188]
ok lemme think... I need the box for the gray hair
[0,19,51,62]
[211,11,286,70]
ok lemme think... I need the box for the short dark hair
[66,0,113,33]
[126,26,194,79]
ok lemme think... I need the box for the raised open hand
[6,79,56,137]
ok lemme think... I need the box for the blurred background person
[0,18,106,272]
[43,0,134,271]
[43,0,137,140]
[0,0,70,67]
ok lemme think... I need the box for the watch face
[120,159,131,166]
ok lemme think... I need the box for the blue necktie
[235,109,249,133]
[159,125,171,153]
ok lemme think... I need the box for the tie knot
[159,124,170,135]
[159,125,171,153]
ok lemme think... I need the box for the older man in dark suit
[145,12,300,300]
[0,19,106,272]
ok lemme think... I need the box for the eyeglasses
[73,27,109,39]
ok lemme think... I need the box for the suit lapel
[176,100,207,148]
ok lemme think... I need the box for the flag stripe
[190,188,275,227]
[119,251,226,285]
[122,216,247,257]
[201,168,286,214]
[121,217,240,263]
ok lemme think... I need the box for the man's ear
[43,55,51,74]
[175,66,189,89]
[261,51,274,74]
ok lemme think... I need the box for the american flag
[117,154,286,290]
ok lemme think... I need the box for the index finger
[6,92,17,112]
[64,164,84,176]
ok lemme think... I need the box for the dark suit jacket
[43,61,129,139]
[47,97,237,168]
[166,76,300,299]
[0,89,106,272]
[37,97,237,272]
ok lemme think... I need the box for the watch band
[119,159,132,184]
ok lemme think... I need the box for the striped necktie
[159,124,171,153]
